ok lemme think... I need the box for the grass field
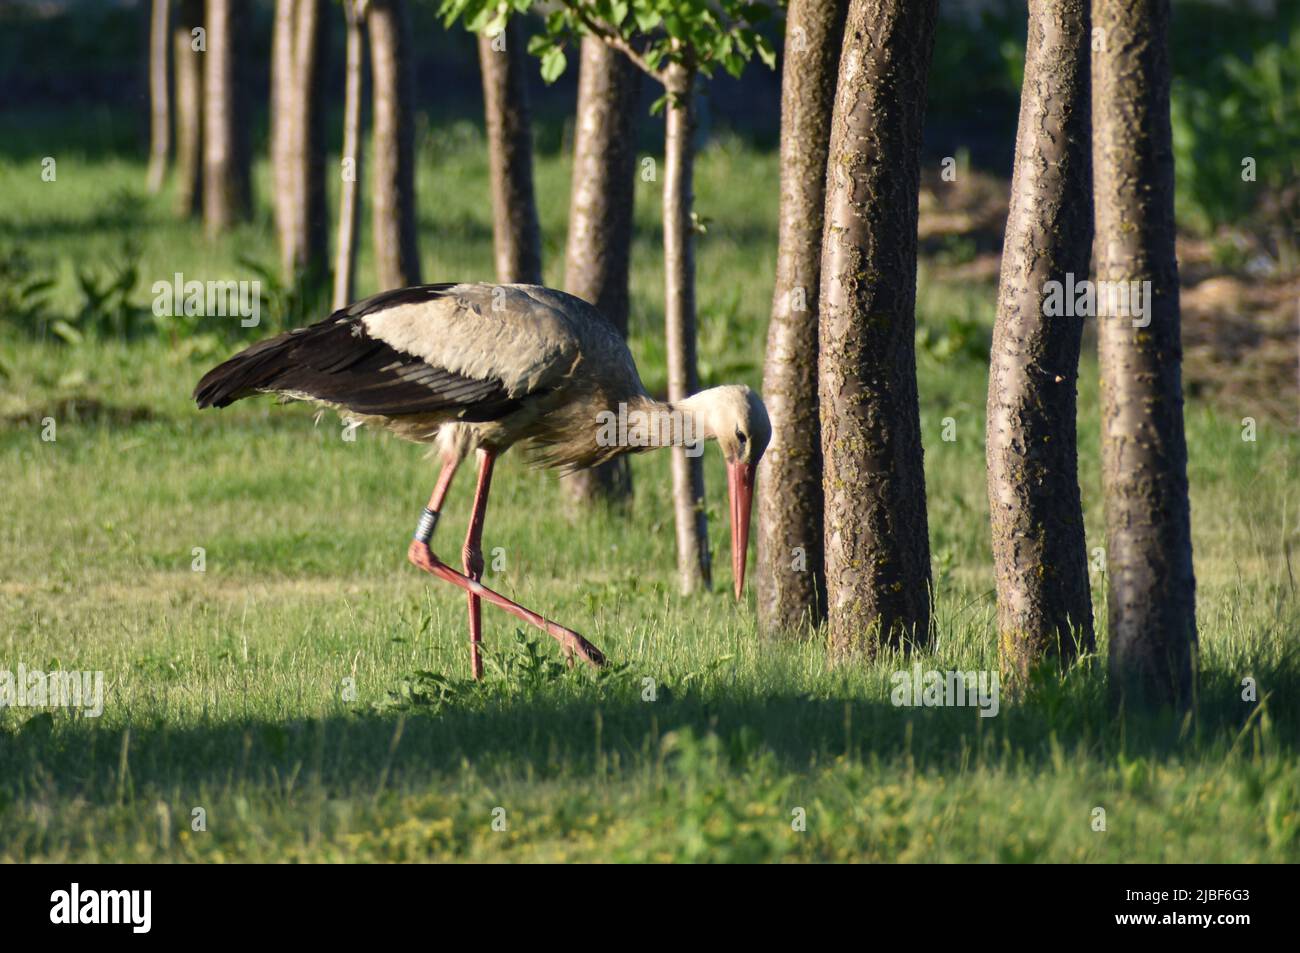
[2,123,1299,862]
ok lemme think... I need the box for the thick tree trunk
[663,60,710,594]
[987,0,1095,684]
[819,0,936,655]
[172,0,203,218]
[478,20,543,284]
[369,0,421,288]
[1093,0,1197,710]
[755,0,846,638]
[203,0,252,235]
[146,0,171,194]
[563,37,640,504]
[333,0,368,310]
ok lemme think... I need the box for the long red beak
[727,461,756,601]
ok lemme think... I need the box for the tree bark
[288,0,330,286]
[663,60,711,595]
[987,0,1095,684]
[203,0,252,235]
[146,0,171,194]
[369,0,421,288]
[172,0,203,218]
[478,19,543,284]
[333,0,368,311]
[1093,0,1197,710]
[819,0,936,655]
[563,37,640,504]
[756,0,846,638]
[271,0,295,263]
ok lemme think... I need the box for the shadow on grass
[2,650,1295,805]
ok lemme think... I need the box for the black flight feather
[193,286,522,420]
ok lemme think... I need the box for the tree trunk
[172,0,203,218]
[1093,0,1197,710]
[987,0,1095,685]
[333,0,368,311]
[478,19,543,284]
[563,37,640,505]
[755,0,846,638]
[819,0,936,655]
[290,0,329,286]
[663,61,711,595]
[369,0,421,288]
[271,0,296,272]
[146,0,171,194]
[203,0,252,235]
[273,0,329,285]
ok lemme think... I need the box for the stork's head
[679,385,771,601]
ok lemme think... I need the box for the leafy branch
[438,0,777,90]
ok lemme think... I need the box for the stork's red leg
[408,548,606,670]
[406,458,606,673]
[425,454,460,512]
[462,450,495,679]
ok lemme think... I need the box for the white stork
[194,283,771,677]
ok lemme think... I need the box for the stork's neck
[601,394,713,452]
[666,392,717,444]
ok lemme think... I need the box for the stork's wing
[194,283,588,419]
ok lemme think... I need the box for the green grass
[1,122,1298,862]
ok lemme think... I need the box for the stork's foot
[543,619,607,669]
[406,541,606,670]
[406,538,441,574]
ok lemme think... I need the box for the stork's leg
[406,460,606,672]
[424,453,462,515]
[462,449,495,679]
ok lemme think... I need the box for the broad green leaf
[540,45,568,83]
[545,9,568,36]
[634,8,662,32]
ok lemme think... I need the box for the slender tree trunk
[273,0,329,285]
[563,37,640,504]
[172,0,203,218]
[146,0,171,194]
[988,0,1095,685]
[756,0,846,638]
[369,0,420,288]
[271,0,296,270]
[819,0,936,655]
[291,0,329,285]
[663,60,710,594]
[203,0,252,235]
[1093,0,1197,710]
[479,19,543,284]
[333,0,368,310]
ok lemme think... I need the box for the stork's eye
[736,429,747,446]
